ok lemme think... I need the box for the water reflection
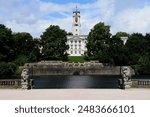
[33,75,120,89]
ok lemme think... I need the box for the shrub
[0,62,17,78]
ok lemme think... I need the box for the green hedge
[0,62,17,79]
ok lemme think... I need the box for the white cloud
[39,1,74,13]
[97,0,115,22]
[1,0,150,38]
[112,5,150,34]
[79,0,115,35]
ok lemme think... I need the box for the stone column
[120,66,132,89]
[21,69,30,89]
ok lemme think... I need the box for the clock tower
[67,6,87,56]
[73,6,81,35]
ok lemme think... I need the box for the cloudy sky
[0,0,150,37]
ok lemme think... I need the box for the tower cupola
[72,6,81,35]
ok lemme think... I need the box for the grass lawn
[68,56,87,63]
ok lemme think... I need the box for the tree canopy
[0,24,14,62]
[126,33,150,74]
[41,25,69,60]
[109,35,129,65]
[86,22,112,63]
[0,23,150,76]
[12,32,40,63]
[0,24,41,78]
[86,23,150,74]
[115,32,129,38]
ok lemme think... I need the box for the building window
[79,40,81,43]
[79,51,81,54]
[75,41,77,43]
[75,45,77,49]
[75,51,77,54]
[71,45,73,49]
[71,51,73,54]
[71,41,73,43]
[79,45,81,49]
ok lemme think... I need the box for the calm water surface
[32,75,150,89]
[33,75,120,89]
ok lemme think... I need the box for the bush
[13,55,28,66]
[0,62,17,79]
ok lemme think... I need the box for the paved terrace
[0,89,149,100]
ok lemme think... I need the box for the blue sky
[41,0,96,4]
[1,0,150,37]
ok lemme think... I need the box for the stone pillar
[21,69,30,89]
[120,66,132,89]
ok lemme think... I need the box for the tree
[109,35,129,65]
[13,32,34,56]
[86,22,112,63]
[28,38,41,62]
[0,24,15,62]
[67,32,73,35]
[126,33,146,65]
[138,55,150,74]
[40,25,69,60]
[0,62,17,79]
[145,33,150,57]
[115,32,129,38]
[12,32,40,62]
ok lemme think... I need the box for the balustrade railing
[138,80,150,86]
[132,79,150,88]
[0,79,21,89]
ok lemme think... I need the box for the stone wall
[132,79,150,88]
[20,61,135,76]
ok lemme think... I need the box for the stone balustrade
[138,80,150,86]
[0,79,33,89]
[0,79,21,89]
[132,79,150,88]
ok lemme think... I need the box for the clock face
[75,17,78,23]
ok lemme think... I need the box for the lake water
[32,75,150,89]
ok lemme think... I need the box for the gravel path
[0,89,150,100]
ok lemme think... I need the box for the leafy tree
[145,33,150,57]
[115,32,129,38]
[0,24,15,62]
[12,32,40,62]
[67,32,73,35]
[41,25,69,60]
[126,33,146,65]
[109,35,129,65]
[124,33,150,74]
[138,55,150,74]
[0,62,17,79]
[13,55,28,66]
[13,32,34,56]
[86,22,112,63]
[28,38,41,62]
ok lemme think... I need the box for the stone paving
[0,89,150,100]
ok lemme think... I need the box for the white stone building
[67,9,87,56]
[120,37,128,45]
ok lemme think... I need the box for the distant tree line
[0,24,41,78]
[0,24,69,78]
[0,22,150,79]
[86,22,150,74]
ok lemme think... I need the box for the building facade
[67,9,87,56]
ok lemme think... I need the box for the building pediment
[67,35,87,40]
